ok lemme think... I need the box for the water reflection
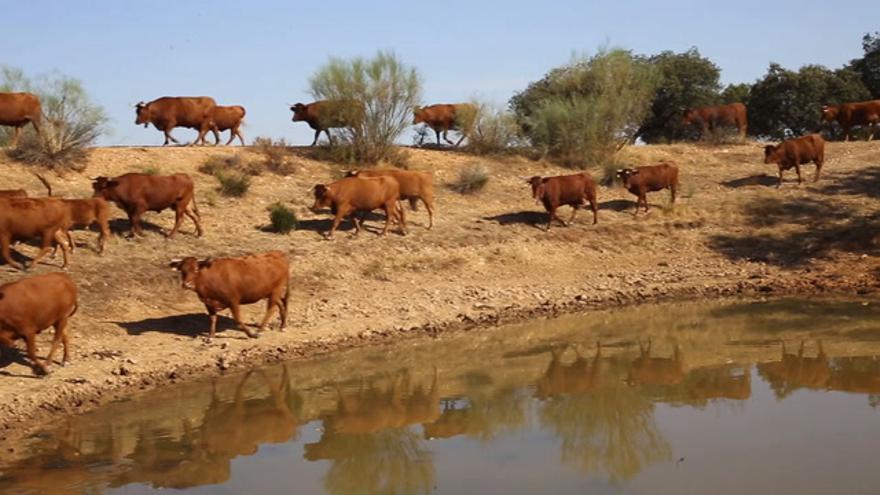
[2,298,880,494]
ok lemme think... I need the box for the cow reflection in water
[759,340,880,400]
[305,369,438,495]
[626,339,684,386]
[534,343,672,481]
[111,365,302,490]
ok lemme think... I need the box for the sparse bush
[361,260,391,281]
[140,165,159,175]
[511,48,657,168]
[450,163,489,194]
[252,136,296,175]
[309,51,422,163]
[2,68,107,170]
[215,171,250,197]
[464,102,523,155]
[268,202,297,233]
[199,154,246,176]
[202,190,219,207]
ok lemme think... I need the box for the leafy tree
[309,51,421,163]
[849,31,880,98]
[720,83,750,104]
[638,48,722,143]
[747,63,870,140]
[510,48,657,168]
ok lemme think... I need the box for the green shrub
[2,68,107,170]
[464,102,524,155]
[511,47,657,168]
[309,51,422,163]
[215,171,250,197]
[450,164,489,194]
[268,202,297,233]
[252,136,296,175]
[140,165,159,175]
[199,153,258,176]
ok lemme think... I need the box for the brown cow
[0,92,42,147]
[346,168,435,229]
[135,96,216,146]
[209,105,246,146]
[615,162,679,214]
[821,99,880,141]
[60,198,111,254]
[763,133,825,188]
[626,340,684,386]
[528,173,598,230]
[0,197,71,270]
[91,173,202,238]
[682,102,747,141]
[290,100,362,146]
[0,272,77,375]
[312,176,405,239]
[169,251,290,340]
[413,103,476,146]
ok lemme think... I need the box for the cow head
[91,176,120,200]
[615,168,638,185]
[134,101,151,127]
[412,106,425,125]
[820,105,839,123]
[290,103,308,122]
[763,145,780,164]
[169,257,211,290]
[527,176,545,202]
[312,184,332,211]
[681,108,698,126]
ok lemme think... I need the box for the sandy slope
[0,140,877,444]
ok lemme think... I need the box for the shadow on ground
[721,174,778,189]
[117,313,242,338]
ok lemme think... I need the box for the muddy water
[2,298,880,494]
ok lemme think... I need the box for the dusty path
[0,141,877,447]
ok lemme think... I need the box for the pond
[2,298,880,494]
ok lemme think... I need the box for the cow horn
[169,258,182,269]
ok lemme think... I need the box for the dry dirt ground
[0,141,878,444]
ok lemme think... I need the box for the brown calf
[0,197,71,270]
[615,162,679,214]
[528,173,598,230]
[763,133,825,188]
[170,251,290,340]
[413,103,477,146]
[682,102,747,141]
[821,99,880,141]
[210,105,246,146]
[92,173,202,238]
[61,198,111,254]
[0,272,77,375]
[0,92,42,147]
[346,168,435,229]
[312,176,405,239]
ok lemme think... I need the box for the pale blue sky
[3,1,875,145]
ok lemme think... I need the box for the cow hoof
[61,361,70,367]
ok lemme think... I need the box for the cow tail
[68,302,79,319]
[34,173,52,196]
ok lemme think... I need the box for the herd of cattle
[0,93,873,377]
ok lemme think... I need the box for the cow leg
[670,184,677,204]
[326,207,350,239]
[129,206,147,236]
[434,129,442,146]
[212,126,221,146]
[396,201,407,235]
[163,130,180,146]
[11,127,22,148]
[454,132,466,147]
[777,167,784,188]
[183,208,202,237]
[814,159,823,183]
[589,197,598,225]
[195,124,211,147]
[24,331,48,375]
[381,203,394,236]
[311,129,320,146]
[230,302,257,338]
[0,234,24,270]
[443,129,456,146]
[167,204,186,238]
[206,308,218,341]
[795,164,803,185]
[46,317,70,366]
[422,196,435,230]
[568,206,579,225]
[279,284,289,330]
[256,297,277,333]
[30,230,67,269]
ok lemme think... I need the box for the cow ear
[631,170,640,176]
[107,180,119,187]
[198,259,213,269]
